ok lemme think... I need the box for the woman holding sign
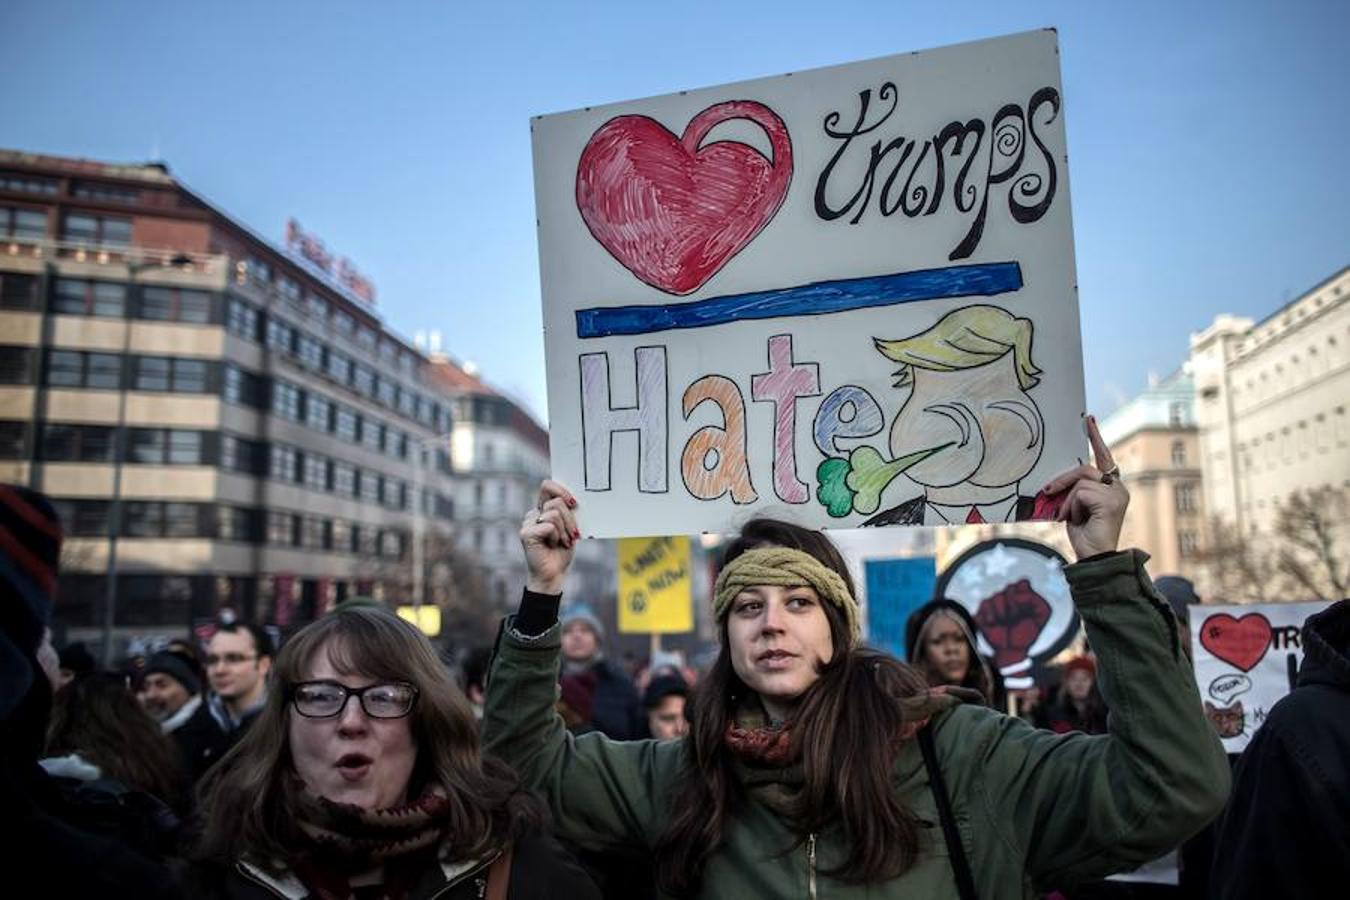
[484,417,1229,898]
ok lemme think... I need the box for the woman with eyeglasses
[187,604,598,900]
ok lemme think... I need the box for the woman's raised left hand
[1042,415,1129,561]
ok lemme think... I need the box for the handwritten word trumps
[815,84,1061,261]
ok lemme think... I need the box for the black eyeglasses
[289,680,419,719]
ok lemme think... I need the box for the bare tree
[1272,487,1349,601]
[1201,486,1350,603]
[1198,516,1279,603]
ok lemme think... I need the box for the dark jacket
[485,551,1231,898]
[168,697,231,782]
[182,832,599,900]
[570,658,643,741]
[1209,599,1350,898]
[904,597,1005,708]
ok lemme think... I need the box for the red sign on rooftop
[284,218,377,306]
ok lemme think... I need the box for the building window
[0,273,40,310]
[1178,531,1200,558]
[52,278,127,317]
[352,365,374,397]
[277,276,301,305]
[0,206,48,240]
[1171,441,1186,468]
[397,389,415,418]
[140,286,212,324]
[221,434,264,474]
[305,394,332,432]
[270,444,300,482]
[1175,483,1199,514]
[266,317,295,353]
[226,298,259,340]
[40,424,115,462]
[356,326,376,351]
[332,310,354,335]
[376,377,396,408]
[361,418,383,452]
[304,293,327,319]
[267,510,298,546]
[167,430,203,464]
[297,334,324,370]
[50,499,111,536]
[243,256,272,284]
[301,516,328,550]
[330,518,352,552]
[332,462,356,496]
[325,350,351,383]
[1168,402,1186,427]
[334,406,358,442]
[304,453,329,491]
[359,470,380,503]
[380,530,403,559]
[0,347,36,384]
[45,350,122,390]
[223,365,264,407]
[62,213,131,246]
[132,356,206,392]
[217,506,259,542]
[0,173,58,195]
[386,428,407,460]
[0,421,28,458]
[71,181,139,204]
[272,380,303,421]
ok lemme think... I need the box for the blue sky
[2,0,1346,421]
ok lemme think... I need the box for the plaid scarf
[286,781,455,900]
[722,685,980,818]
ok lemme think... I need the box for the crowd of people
[1,415,1345,898]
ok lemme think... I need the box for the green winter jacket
[483,550,1230,898]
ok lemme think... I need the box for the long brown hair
[194,606,541,866]
[46,672,187,811]
[655,518,931,895]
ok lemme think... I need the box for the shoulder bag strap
[485,842,514,900]
[918,725,979,900]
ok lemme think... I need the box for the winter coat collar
[161,694,202,734]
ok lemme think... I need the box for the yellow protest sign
[617,536,693,634]
[396,605,442,637]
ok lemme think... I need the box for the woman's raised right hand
[520,480,580,594]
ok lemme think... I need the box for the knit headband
[713,547,862,645]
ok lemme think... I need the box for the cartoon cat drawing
[1204,700,1245,738]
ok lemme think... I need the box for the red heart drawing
[1199,613,1272,673]
[576,100,793,296]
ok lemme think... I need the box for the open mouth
[335,753,374,781]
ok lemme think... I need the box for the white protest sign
[533,30,1085,537]
[1190,601,1330,752]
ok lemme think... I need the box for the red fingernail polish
[566,496,576,507]
[572,528,581,539]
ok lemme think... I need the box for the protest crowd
[3,409,1345,898]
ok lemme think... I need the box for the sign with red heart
[577,101,793,296]
[1198,613,1272,673]
[532,30,1088,538]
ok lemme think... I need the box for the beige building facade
[1188,266,1350,538]
[1099,369,1206,586]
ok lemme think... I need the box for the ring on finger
[1100,464,1121,485]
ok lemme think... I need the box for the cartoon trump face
[875,304,1044,494]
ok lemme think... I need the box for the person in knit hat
[0,484,181,898]
[558,602,642,739]
[142,649,230,782]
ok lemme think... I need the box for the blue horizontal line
[575,261,1023,339]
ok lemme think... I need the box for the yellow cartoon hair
[874,305,1041,390]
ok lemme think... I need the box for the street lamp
[99,251,195,667]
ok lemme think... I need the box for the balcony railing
[2,235,227,277]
